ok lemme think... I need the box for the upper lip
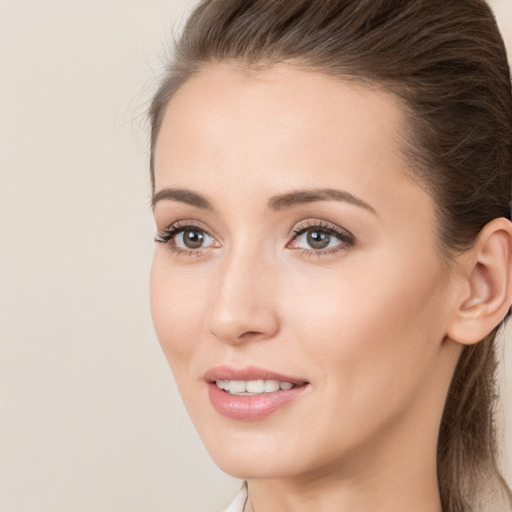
[204,365,308,385]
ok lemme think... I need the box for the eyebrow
[267,188,376,214]
[151,187,376,215]
[151,188,214,211]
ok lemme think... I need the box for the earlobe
[447,218,512,346]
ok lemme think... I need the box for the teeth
[217,380,229,391]
[246,379,265,393]
[264,380,280,393]
[230,380,246,394]
[215,379,296,395]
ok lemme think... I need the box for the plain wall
[1,1,511,511]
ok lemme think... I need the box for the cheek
[282,250,448,400]
[149,254,207,368]
[271,256,448,463]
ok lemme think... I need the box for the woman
[148,1,512,511]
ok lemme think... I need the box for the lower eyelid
[298,247,350,259]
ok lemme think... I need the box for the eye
[175,228,215,249]
[295,229,338,250]
[288,220,355,254]
[155,221,219,254]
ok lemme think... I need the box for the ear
[446,218,512,346]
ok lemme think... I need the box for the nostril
[209,329,265,343]
[240,331,263,338]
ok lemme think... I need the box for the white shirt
[223,481,248,512]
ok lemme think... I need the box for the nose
[206,246,280,345]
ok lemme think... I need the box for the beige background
[1,1,511,511]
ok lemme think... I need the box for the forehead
[153,63,432,225]
[154,63,409,178]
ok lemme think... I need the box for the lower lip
[207,382,309,421]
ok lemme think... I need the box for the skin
[149,64,510,512]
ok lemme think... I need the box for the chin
[210,450,303,480]
[196,422,325,480]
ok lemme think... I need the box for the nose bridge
[206,238,279,343]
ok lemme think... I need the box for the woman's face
[150,64,459,480]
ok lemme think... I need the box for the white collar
[223,481,248,512]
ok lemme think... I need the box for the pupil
[183,229,204,249]
[307,230,330,249]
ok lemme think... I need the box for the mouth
[204,366,310,420]
[214,379,301,395]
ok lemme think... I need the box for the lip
[204,365,310,421]
[203,365,307,384]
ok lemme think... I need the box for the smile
[215,379,295,395]
[205,366,310,420]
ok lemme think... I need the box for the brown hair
[148,1,512,510]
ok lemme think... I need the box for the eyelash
[154,219,355,257]
[154,220,215,257]
[289,220,355,256]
